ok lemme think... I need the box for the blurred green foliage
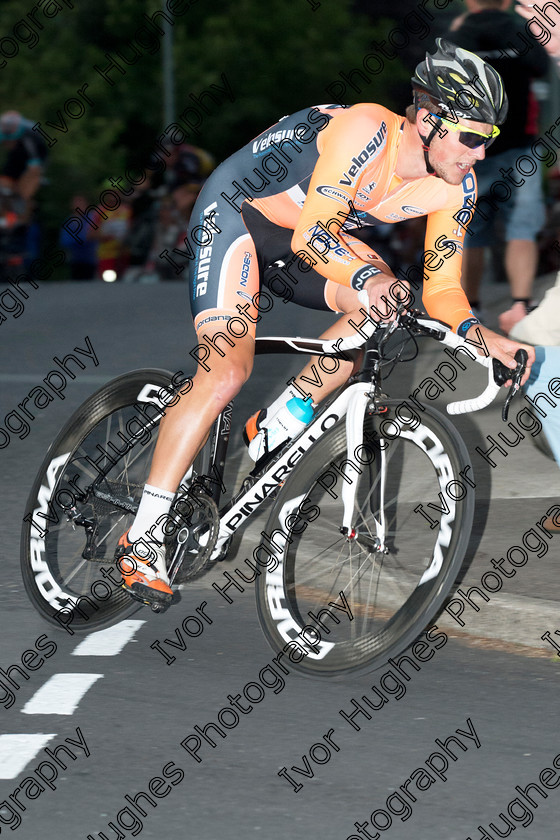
[0,0,446,239]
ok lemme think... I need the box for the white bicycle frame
[209,312,502,559]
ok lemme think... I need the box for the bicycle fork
[340,386,389,553]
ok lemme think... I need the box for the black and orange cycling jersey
[187,103,477,337]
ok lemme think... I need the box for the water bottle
[248,397,314,461]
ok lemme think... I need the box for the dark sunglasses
[428,113,500,149]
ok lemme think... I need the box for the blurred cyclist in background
[0,110,48,272]
[0,110,47,208]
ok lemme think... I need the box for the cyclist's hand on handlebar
[466,324,535,387]
[363,271,411,322]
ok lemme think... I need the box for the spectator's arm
[515,0,560,66]
[448,12,467,31]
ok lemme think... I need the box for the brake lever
[377,317,400,354]
[492,349,528,422]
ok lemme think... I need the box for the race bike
[21,307,527,677]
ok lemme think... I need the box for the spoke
[95,513,127,548]
[103,412,113,453]
[70,456,98,483]
[291,533,348,583]
[293,539,347,599]
[326,542,360,596]
[113,436,157,481]
[360,559,377,636]
[63,554,91,585]
[117,413,130,486]
[344,550,376,596]
[289,434,447,649]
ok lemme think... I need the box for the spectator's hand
[448,12,467,32]
[516,1,560,58]
[466,323,535,387]
[498,301,530,335]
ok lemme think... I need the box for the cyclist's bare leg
[499,239,538,333]
[505,238,537,300]
[146,324,255,493]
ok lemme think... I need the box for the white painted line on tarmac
[71,620,146,656]
[21,674,103,715]
[0,373,109,383]
[0,734,55,778]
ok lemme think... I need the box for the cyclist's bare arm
[422,205,535,385]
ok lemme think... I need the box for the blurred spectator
[96,185,132,282]
[0,184,25,278]
[164,143,215,196]
[59,194,99,280]
[508,272,560,342]
[516,0,560,62]
[65,143,217,284]
[499,2,560,523]
[502,1,560,344]
[143,196,183,281]
[141,144,215,281]
[125,179,159,277]
[508,282,560,505]
[447,0,549,325]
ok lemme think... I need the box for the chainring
[166,486,221,583]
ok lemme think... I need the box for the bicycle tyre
[21,369,175,633]
[255,398,474,677]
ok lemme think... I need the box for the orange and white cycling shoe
[114,530,173,605]
[543,515,560,534]
[243,408,267,447]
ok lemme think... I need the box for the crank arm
[166,529,189,585]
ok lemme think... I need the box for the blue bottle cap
[286,396,314,423]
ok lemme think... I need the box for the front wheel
[255,399,474,677]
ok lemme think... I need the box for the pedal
[121,582,172,608]
[122,584,149,606]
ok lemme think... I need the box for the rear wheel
[21,369,176,632]
[255,400,474,677]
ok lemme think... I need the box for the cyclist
[0,111,47,204]
[0,111,47,264]
[115,38,536,605]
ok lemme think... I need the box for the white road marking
[71,620,146,656]
[0,734,55,778]
[21,674,103,715]
[0,373,109,383]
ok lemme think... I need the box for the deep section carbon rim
[256,400,474,677]
[21,370,174,632]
